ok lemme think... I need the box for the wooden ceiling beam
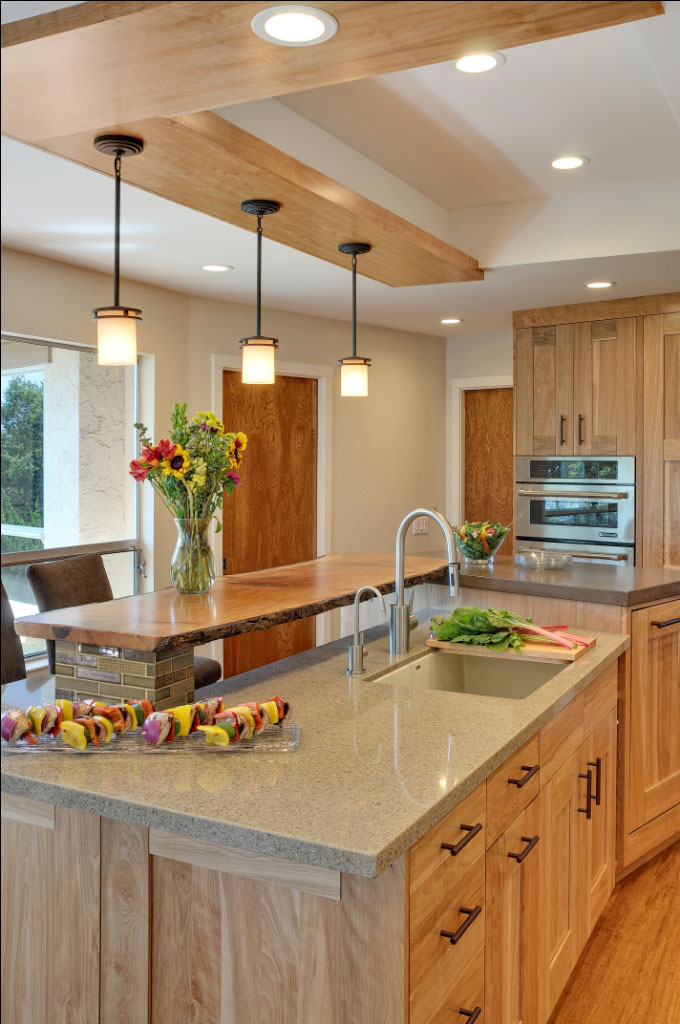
[1,1,664,143]
[34,112,483,287]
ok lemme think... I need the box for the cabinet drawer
[583,661,618,733]
[410,856,485,1024]
[540,693,584,785]
[415,945,485,1024]
[410,781,486,934]
[486,734,540,847]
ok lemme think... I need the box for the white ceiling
[0,1,81,22]
[2,1,680,338]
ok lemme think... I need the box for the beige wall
[1,247,447,583]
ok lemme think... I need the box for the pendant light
[92,134,144,366]
[338,242,371,397]
[239,199,280,383]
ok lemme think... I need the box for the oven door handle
[516,490,630,500]
[567,551,629,561]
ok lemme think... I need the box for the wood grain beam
[32,112,483,286]
[1,2,664,143]
[513,292,680,328]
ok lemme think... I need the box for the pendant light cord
[113,152,122,307]
[256,213,263,337]
[351,253,357,358]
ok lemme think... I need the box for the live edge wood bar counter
[11,553,449,710]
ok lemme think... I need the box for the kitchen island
[2,618,627,1024]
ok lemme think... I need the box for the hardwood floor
[549,841,680,1024]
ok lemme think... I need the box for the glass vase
[170,518,215,594]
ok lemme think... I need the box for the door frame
[447,374,513,526]
[209,353,335,652]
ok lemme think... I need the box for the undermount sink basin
[371,649,563,700]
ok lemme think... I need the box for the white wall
[1,247,448,587]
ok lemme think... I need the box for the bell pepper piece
[60,721,88,752]
[197,725,230,747]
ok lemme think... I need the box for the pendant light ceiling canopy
[338,243,371,397]
[239,199,280,384]
[92,134,143,366]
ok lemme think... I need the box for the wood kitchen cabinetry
[513,291,680,568]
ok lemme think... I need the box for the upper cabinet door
[573,318,638,456]
[515,325,574,455]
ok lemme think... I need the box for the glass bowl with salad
[454,521,510,565]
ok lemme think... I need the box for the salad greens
[430,607,534,652]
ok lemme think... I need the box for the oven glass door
[515,485,635,544]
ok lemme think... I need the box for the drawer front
[540,693,584,785]
[410,856,485,1024]
[414,945,485,1024]
[486,734,540,847]
[410,782,486,934]
[583,661,618,733]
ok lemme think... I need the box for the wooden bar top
[13,553,448,653]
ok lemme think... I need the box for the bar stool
[1,580,27,687]
[26,555,222,687]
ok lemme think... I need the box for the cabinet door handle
[578,414,585,446]
[559,414,567,446]
[459,1009,482,1022]
[507,764,539,788]
[578,768,594,819]
[650,616,680,629]
[507,835,540,863]
[441,823,483,856]
[440,905,482,945]
[588,758,602,806]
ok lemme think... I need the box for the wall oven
[515,456,636,565]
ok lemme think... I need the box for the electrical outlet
[413,516,429,535]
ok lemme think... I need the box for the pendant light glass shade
[94,307,142,366]
[338,242,372,397]
[340,357,369,397]
[241,338,278,384]
[92,134,144,366]
[239,199,280,383]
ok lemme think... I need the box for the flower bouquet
[130,404,247,593]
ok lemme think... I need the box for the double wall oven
[515,456,636,565]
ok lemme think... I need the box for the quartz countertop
[1,614,629,877]
[428,554,680,607]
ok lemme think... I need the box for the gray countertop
[427,554,680,607]
[2,613,629,877]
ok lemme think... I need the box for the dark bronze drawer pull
[507,835,539,863]
[459,1008,482,1022]
[559,414,566,446]
[650,616,680,629]
[589,757,602,806]
[507,764,539,788]
[578,768,594,820]
[578,414,585,445]
[440,905,482,946]
[441,823,483,856]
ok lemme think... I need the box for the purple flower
[227,471,241,487]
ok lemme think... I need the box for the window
[1,333,140,660]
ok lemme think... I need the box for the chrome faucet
[347,585,387,675]
[390,507,459,655]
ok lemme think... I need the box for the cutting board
[425,635,595,663]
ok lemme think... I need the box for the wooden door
[486,795,542,1024]
[464,386,514,553]
[572,318,638,456]
[221,371,317,676]
[627,601,680,832]
[641,311,680,567]
[515,325,573,455]
[538,759,578,1018]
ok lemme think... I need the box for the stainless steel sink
[371,649,563,700]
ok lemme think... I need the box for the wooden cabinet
[624,600,680,864]
[515,318,638,457]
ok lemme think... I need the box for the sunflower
[162,444,190,479]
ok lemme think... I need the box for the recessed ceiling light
[251,5,338,46]
[586,281,615,289]
[202,264,234,272]
[455,52,505,73]
[551,155,589,170]
[441,318,462,324]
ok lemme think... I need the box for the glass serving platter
[1,723,299,755]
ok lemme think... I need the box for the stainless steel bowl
[515,549,574,570]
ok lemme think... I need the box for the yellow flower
[162,444,190,479]
[189,457,207,491]
[234,432,247,452]
[193,411,224,435]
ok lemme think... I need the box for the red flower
[157,438,177,459]
[140,444,161,466]
[130,460,150,482]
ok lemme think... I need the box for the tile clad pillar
[54,641,195,710]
